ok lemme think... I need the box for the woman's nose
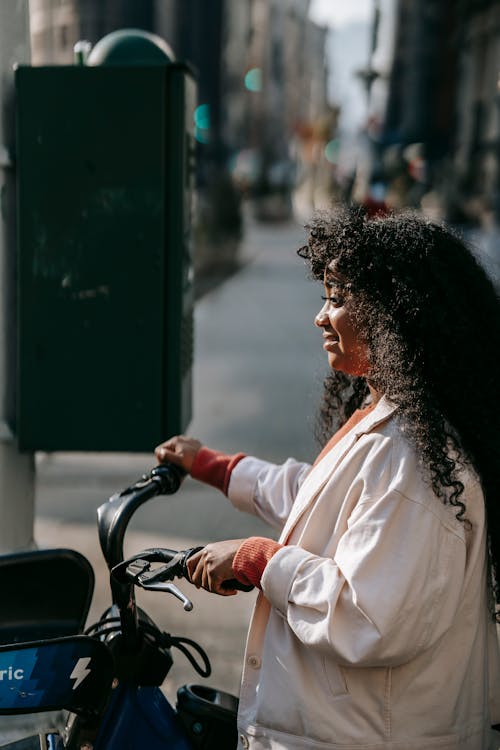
[315,307,329,328]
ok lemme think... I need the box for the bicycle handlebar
[112,545,254,606]
[98,463,253,624]
[97,463,186,570]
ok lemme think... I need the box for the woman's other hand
[186,539,247,596]
[155,435,202,474]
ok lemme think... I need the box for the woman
[156,208,500,749]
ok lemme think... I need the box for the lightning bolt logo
[70,657,91,690]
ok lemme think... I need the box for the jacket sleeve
[260,487,468,667]
[227,456,312,531]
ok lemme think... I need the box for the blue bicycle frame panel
[0,636,113,716]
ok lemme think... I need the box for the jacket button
[239,733,249,748]
[247,654,261,669]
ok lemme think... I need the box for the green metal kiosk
[15,30,196,452]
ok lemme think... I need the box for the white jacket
[227,397,500,749]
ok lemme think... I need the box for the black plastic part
[89,605,174,686]
[97,464,187,640]
[110,548,181,586]
[221,578,254,593]
[0,549,94,644]
[107,630,173,686]
[176,684,238,750]
[97,464,185,570]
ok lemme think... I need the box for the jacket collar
[351,394,398,436]
[280,395,398,542]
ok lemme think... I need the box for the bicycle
[0,464,252,749]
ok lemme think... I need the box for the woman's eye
[321,295,343,306]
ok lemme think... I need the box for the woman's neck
[367,382,383,406]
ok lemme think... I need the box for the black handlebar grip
[151,464,187,494]
[221,578,255,593]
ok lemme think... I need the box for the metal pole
[0,0,36,553]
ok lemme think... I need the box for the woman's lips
[322,335,339,351]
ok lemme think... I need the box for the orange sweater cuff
[190,447,246,495]
[233,537,283,589]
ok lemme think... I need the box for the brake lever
[137,552,186,585]
[138,580,193,611]
[117,556,194,611]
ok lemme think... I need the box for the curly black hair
[298,205,500,615]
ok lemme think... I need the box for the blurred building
[226,0,331,219]
[28,0,330,272]
[382,0,457,153]
[451,0,500,227]
[352,0,500,279]
[29,0,329,187]
[30,0,153,64]
[354,0,459,214]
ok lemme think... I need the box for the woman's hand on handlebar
[186,539,248,596]
[155,435,202,474]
